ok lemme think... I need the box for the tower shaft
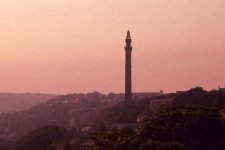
[124,31,132,101]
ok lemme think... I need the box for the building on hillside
[107,93,124,104]
[133,91,164,100]
[149,98,173,112]
[137,112,151,123]
[49,144,64,150]
[176,91,187,94]
[110,123,137,129]
[219,87,225,95]
[106,91,164,104]
[79,139,96,150]
[80,126,93,138]
[68,109,81,128]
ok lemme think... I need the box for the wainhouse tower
[124,30,132,101]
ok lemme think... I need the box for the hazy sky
[0,0,225,94]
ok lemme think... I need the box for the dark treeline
[91,87,225,150]
[92,106,225,150]
[1,87,225,150]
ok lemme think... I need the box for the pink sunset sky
[0,0,225,94]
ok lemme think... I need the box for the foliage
[99,100,150,124]
[172,87,225,109]
[139,140,188,150]
[92,127,136,150]
[64,141,72,150]
[14,125,67,150]
[139,106,225,150]
[92,106,225,150]
[0,139,11,150]
[1,87,225,149]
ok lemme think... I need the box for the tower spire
[124,30,132,101]
[127,30,131,39]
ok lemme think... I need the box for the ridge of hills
[0,92,113,140]
[0,87,224,142]
[0,93,57,113]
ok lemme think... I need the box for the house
[79,139,96,150]
[110,123,137,129]
[133,91,164,100]
[219,87,225,95]
[149,98,173,112]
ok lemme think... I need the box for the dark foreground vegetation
[14,126,67,150]
[92,106,225,150]
[0,87,225,150]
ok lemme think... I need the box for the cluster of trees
[98,100,150,124]
[1,87,225,150]
[172,87,225,109]
[14,126,67,150]
[92,106,225,150]
[95,87,225,125]
[0,139,11,150]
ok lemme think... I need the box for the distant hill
[0,92,173,141]
[0,93,57,113]
[0,92,107,140]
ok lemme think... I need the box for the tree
[64,142,72,150]
[138,107,225,150]
[92,106,225,150]
[14,125,67,150]
[91,127,136,149]
[0,139,10,150]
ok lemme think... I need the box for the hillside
[0,88,224,142]
[0,92,108,140]
[0,93,57,113]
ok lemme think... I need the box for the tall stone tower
[124,30,132,101]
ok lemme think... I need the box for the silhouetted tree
[92,106,225,150]
[14,125,67,150]
[64,142,72,150]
